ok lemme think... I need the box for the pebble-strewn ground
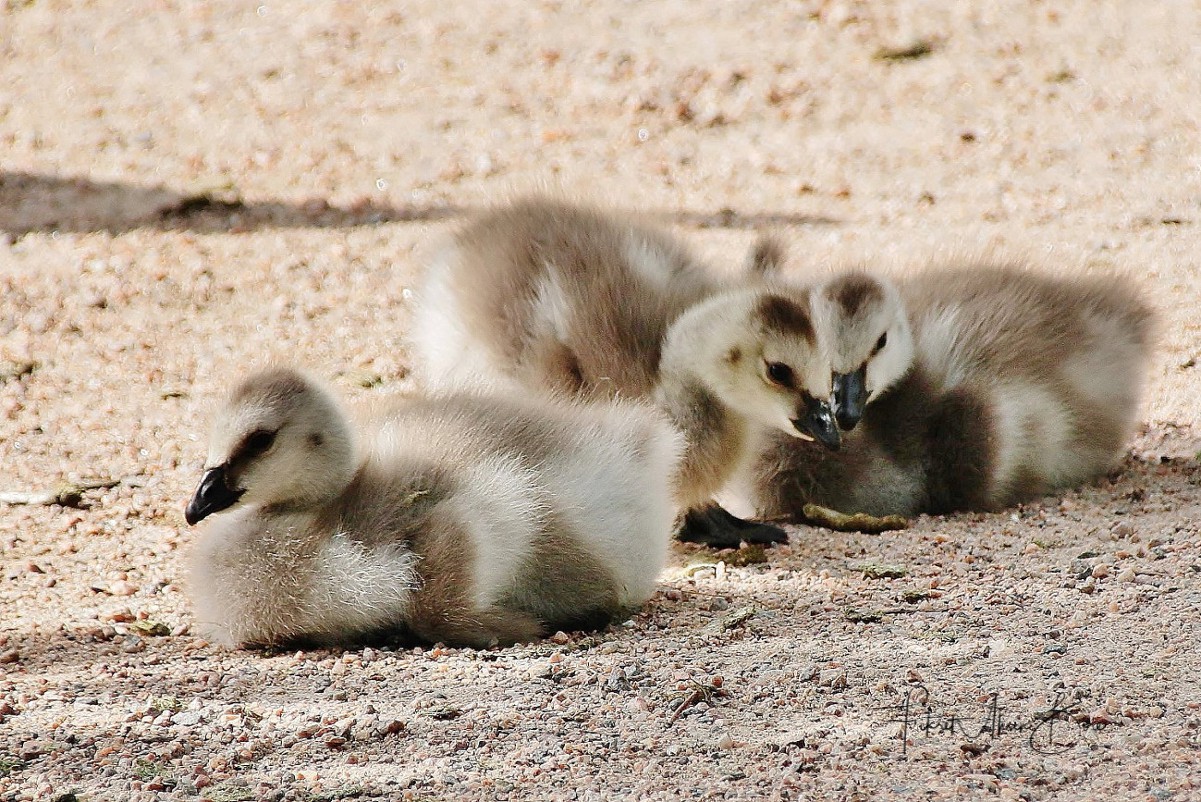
[3,2,1200,800]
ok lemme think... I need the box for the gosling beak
[185,465,243,525]
[833,365,868,431]
[791,396,840,452]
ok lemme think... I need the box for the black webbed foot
[676,503,789,548]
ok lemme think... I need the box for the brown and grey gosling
[184,367,683,649]
[408,196,840,549]
[746,263,1155,518]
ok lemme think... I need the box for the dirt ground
[2,1,1200,800]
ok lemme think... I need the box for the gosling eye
[765,361,795,389]
[244,429,277,456]
[872,332,888,356]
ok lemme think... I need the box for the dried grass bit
[723,544,769,567]
[844,608,884,624]
[874,38,938,62]
[0,477,121,508]
[858,562,908,579]
[718,606,756,631]
[667,677,728,726]
[803,503,908,533]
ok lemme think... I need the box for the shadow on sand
[0,171,840,237]
[0,171,461,236]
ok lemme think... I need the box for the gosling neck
[656,294,755,507]
[658,290,752,410]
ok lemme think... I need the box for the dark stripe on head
[757,293,815,342]
[225,429,275,486]
[827,273,885,317]
[749,235,786,276]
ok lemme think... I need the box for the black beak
[185,466,243,525]
[834,365,868,431]
[791,396,840,452]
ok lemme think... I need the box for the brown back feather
[446,197,715,400]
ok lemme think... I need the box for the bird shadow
[0,171,840,237]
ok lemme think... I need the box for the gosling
[747,264,1155,517]
[184,367,683,649]
[408,196,839,548]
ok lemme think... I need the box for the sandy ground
[2,1,1201,800]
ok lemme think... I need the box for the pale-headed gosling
[185,368,683,649]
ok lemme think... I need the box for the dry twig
[667,678,726,726]
[803,503,908,533]
[0,478,122,507]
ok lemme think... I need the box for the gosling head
[813,271,914,430]
[685,287,840,451]
[185,368,356,525]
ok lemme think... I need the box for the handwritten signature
[882,685,1089,755]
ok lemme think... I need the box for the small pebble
[819,669,848,689]
[378,719,405,737]
[18,740,46,760]
[108,580,138,596]
[1112,522,1135,538]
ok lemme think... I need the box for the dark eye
[872,332,888,355]
[766,361,795,388]
[245,429,276,455]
